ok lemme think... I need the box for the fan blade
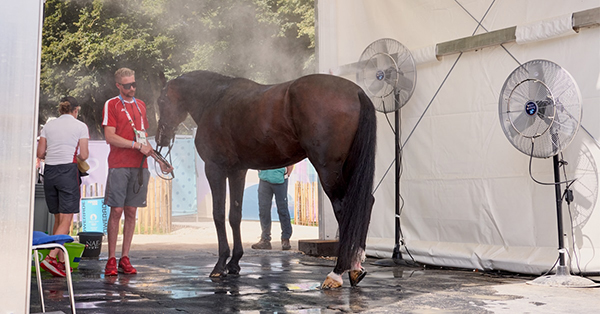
[396,72,414,92]
[527,62,548,100]
[376,53,395,72]
[368,79,385,95]
[373,39,389,55]
[511,110,535,135]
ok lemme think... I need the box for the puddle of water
[76,297,151,309]
[167,289,213,299]
[286,282,320,291]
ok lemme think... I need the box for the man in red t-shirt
[102,67,173,276]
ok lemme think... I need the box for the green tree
[40,0,315,139]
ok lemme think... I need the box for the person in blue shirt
[252,165,294,250]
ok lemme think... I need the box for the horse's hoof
[321,274,343,290]
[348,267,367,287]
[209,271,227,278]
[227,264,241,275]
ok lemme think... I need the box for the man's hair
[114,68,135,82]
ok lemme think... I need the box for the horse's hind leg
[205,163,230,278]
[225,169,248,275]
[317,171,375,289]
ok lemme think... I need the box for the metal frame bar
[335,7,600,76]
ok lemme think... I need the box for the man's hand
[158,161,174,174]
[139,142,153,156]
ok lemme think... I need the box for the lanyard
[119,95,145,131]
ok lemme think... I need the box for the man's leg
[104,206,123,276]
[107,206,124,260]
[120,206,137,257]
[273,179,292,248]
[252,181,273,249]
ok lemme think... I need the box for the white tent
[316,0,600,275]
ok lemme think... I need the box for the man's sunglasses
[120,82,137,90]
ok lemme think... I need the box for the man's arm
[104,125,173,173]
[103,125,152,156]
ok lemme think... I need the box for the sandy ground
[126,219,319,248]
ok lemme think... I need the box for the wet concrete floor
[31,241,600,313]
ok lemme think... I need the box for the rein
[154,140,175,180]
[133,140,175,195]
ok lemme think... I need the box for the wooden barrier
[137,177,172,234]
[294,181,319,226]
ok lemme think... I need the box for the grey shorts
[104,167,150,208]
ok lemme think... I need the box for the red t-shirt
[102,96,149,168]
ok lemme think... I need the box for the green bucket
[31,242,86,272]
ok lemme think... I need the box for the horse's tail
[335,90,377,273]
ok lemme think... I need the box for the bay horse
[155,70,376,289]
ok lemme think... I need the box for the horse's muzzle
[156,123,174,146]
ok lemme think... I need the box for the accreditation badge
[135,129,148,145]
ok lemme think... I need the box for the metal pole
[392,94,402,261]
[552,154,566,267]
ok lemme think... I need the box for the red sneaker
[118,256,137,274]
[58,261,73,273]
[40,256,66,277]
[105,257,118,276]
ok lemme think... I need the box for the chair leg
[33,249,46,313]
[32,243,76,314]
[59,247,76,314]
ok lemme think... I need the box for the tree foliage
[40,0,315,139]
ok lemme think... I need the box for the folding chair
[32,231,76,314]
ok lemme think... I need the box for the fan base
[527,266,599,288]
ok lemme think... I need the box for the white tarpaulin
[317,0,600,275]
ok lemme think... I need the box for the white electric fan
[357,38,416,263]
[499,59,596,287]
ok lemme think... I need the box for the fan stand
[528,154,598,288]
[392,92,403,262]
[374,92,414,267]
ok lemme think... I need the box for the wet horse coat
[156,70,376,288]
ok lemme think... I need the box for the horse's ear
[159,72,167,87]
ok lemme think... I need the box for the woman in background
[37,96,89,277]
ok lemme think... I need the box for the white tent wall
[0,0,45,311]
[317,0,600,275]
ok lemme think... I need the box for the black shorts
[43,163,81,214]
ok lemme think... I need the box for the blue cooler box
[81,197,107,234]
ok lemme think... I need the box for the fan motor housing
[525,101,537,116]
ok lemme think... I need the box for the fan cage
[356,38,416,113]
[498,59,582,158]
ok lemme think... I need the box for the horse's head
[156,75,188,147]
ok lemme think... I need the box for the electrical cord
[527,141,576,186]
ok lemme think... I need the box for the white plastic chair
[32,231,76,314]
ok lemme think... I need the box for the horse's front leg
[205,163,230,278]
[225,169,248,275]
